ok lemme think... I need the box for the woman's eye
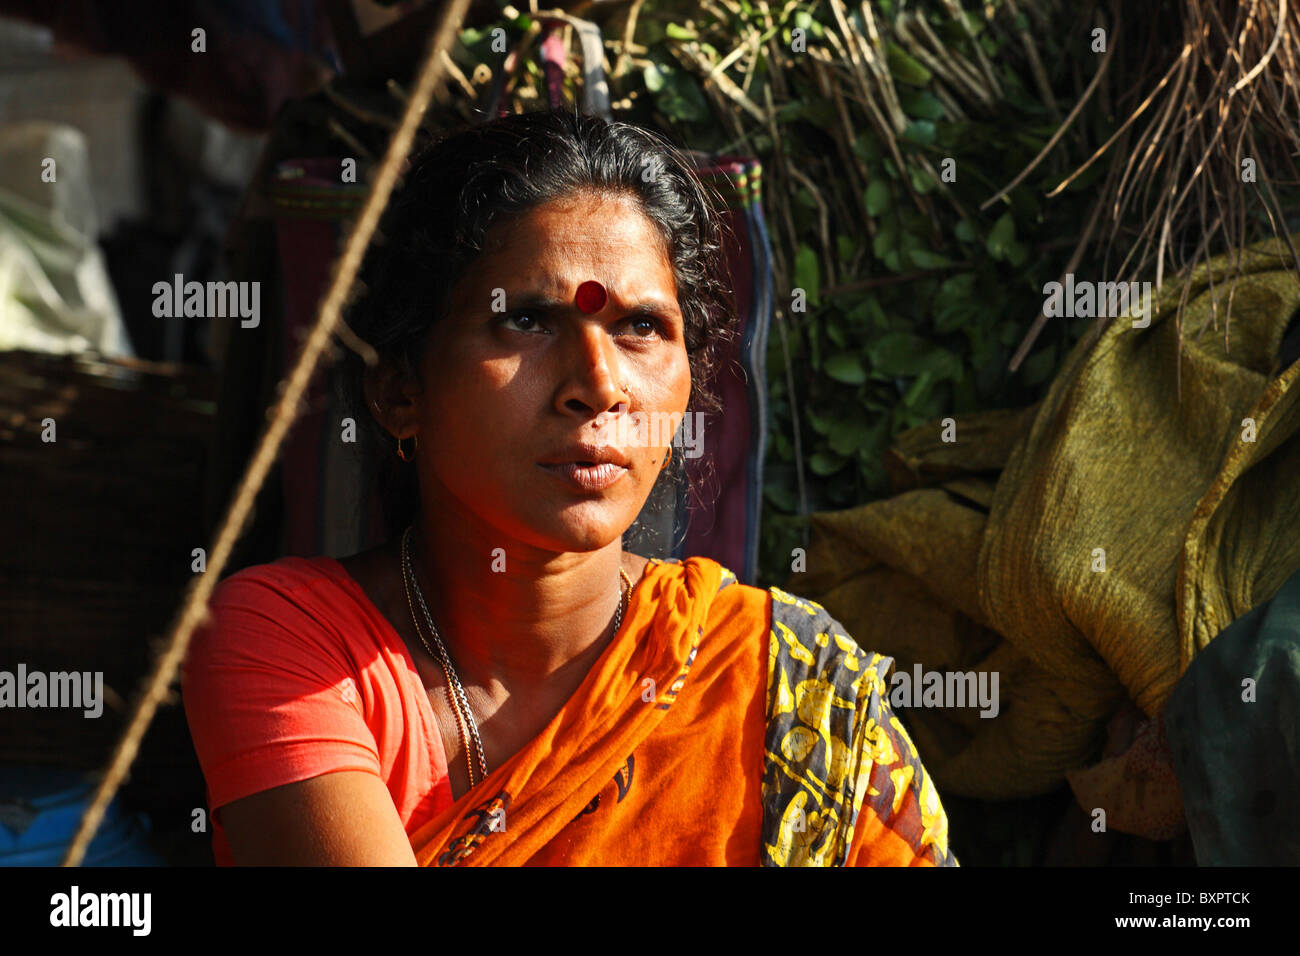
[627,316,659,337]
[503,312,546,333]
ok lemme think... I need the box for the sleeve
[843,659,959,867]
[180,568,383,814]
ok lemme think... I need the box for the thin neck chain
[399,525,632,792]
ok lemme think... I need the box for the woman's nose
[556,324,628,416]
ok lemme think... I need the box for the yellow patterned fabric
[760,587,958,866]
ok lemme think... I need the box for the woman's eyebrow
[502,292,681,319]
[501,293,568,311]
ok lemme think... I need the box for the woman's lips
[537,461,628,492]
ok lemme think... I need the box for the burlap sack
[793,238,1300,799]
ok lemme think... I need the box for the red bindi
[575,280,608,314]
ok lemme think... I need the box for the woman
[182,109,957,866]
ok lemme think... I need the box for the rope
[60,0,474,867]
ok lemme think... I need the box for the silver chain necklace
[400,524,631,790]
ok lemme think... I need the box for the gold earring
[397,434,418,462]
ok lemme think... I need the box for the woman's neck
[401,509,644,695]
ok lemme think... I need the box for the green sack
[793,238,1300,799]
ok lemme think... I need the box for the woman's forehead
[466,200,677,303]
[485,192,666,254]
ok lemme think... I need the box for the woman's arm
[183,564,422,866]
[220,771,418,866]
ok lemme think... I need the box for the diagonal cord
[60,0,474,867]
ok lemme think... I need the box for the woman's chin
[515,502,640,554]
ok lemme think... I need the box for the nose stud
[575,280,607,314]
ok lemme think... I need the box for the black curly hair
[336,108,738,543]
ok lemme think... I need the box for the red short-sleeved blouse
[181,556,454,866]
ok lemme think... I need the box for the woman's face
[396,189,692,553]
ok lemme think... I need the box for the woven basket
[0,348,218,773]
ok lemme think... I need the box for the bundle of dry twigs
[1025,0,1300,350]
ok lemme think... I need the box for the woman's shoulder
[646,554,769,623]
[658,556,869,641]
[765,582,892,689]
[730,565,893,691]
[195,555,378,661]
[206,554,378,621]
[211,554,348,600]
[653,555,885,673]
[766,584,874,656]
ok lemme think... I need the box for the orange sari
[409,556,957,867]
